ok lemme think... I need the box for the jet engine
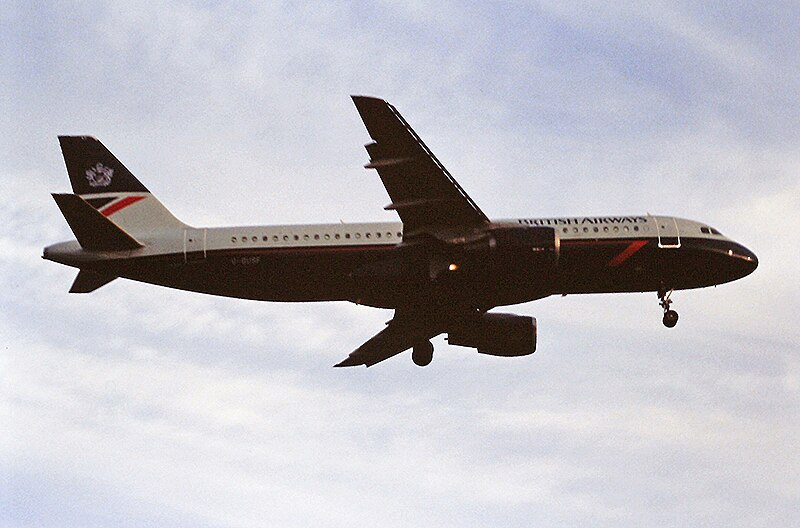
[447,313,537,357]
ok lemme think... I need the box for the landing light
[449,263,459,271]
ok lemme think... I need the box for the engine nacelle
[447,313,537,357]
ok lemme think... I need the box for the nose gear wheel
[658,287,679,328]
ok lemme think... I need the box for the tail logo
[85,163,114,187]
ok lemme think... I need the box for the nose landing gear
[658,287,679,328]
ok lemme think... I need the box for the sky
[1,1,799,526]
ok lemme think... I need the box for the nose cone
[728,242,758,279]
[679,238,757,289]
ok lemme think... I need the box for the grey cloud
[2,1,798,527]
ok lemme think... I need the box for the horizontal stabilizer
[52,193,143,251]
[70,270,117,293]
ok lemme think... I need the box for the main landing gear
[658,287,679,328]
[412,340,434,367]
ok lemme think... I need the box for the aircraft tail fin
[58,136,187,236]
[70,270,117,293]
[52,193,143,251]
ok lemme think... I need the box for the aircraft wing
[352,96,489,234]
[334,311,441,368]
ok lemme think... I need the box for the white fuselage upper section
[53,214,729,263]
[174,215,729,254]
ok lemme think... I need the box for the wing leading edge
[351,96,489,234]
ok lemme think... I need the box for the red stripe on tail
[100,196,145,217]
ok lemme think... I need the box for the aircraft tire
[412,341,434,367]
[662,310,679,328]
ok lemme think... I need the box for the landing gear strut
[658,287,679,328]
[412,340,434,367]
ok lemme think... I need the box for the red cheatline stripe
[101,196,146,217]
[607,240,648,267]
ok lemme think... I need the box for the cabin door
[655,217,681,249]
[183,228,207,262]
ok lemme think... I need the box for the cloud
[2,1,799,527]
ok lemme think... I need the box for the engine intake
[448,313,537,357]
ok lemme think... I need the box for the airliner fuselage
[43,96,758,368]
[45,215,756,308]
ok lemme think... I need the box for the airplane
[43,96,758,368]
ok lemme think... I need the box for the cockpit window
[701,226,722,235]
